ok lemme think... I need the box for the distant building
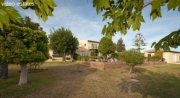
[76,40,99,56]
[144,49,180,63]
[48,40,99,61]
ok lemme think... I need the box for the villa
[76,40,99,56]
[144,49,180,63]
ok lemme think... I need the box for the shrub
[119,50,145,73]
[90,50,98,56]
[149,50,163,61]
[150,55,162,61]
[77,56,89,61]
[111,53,119,60]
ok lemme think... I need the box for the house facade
[144,49,180,63]
[76,40,99,56]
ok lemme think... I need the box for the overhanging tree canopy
[93,0,180,50]
[0,0,56,29]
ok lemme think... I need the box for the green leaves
[93,0,179,34]
[49,27,79,56]
[116,38,126,52]
[167,0,180,10]
[0,18,49,64]
[119,49,145,66]
[0,6,20,29]
[152,29,180,51]
[98,37,115,55]
[93,0,180,50]
[93,0,111,13]
[0,0,56,30]
[20,0,56,21]
[93,0,145,35]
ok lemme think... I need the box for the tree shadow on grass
[24,64,97,98]
[120,67,180,98]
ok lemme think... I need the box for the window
[92,43,97,49]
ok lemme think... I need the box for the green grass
[0,63,180,98]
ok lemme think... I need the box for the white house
[144,49,180,63]
[76,40,99,56]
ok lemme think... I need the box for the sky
[15,0,180,51]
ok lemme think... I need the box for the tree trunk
[63,53,66,62]
[129,65,134,74]
[0,64,2,78]
[102,54,107,62]
[18,64,28,85]
[0,63,8,79]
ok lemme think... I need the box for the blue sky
[16,0,180,51]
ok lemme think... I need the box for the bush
[77,56,89,61]
[72,53,79,60]
[119,50,145,73]
[150,55,162,61]
[90,50,98,56]
[111,53,119,59]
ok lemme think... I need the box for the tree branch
[143,1,152,8]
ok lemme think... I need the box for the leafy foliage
[90,49,98,56]
[116,38,125,52]
[119,49,145,73]
[20,0,56,21]
[0,24,49,64]
[0,5,20,29]
[152,29,180,51]
[98,37,115,61]
[49,28,79,60]
[0,0,56,29]
[149,50,163,61]
[133,33,146,52]
[98,37,116,55]
[93,0,180,49]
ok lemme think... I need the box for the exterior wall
[144,51,180,63]
[87,41,99,50]
[144,52,155,57]
[163,52,180,63]
[49,50,53,57]
[79,40,88,49]
[79,40,99,50]
[78,40,99,56]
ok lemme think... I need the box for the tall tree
[49,28,79,61]
[116,38,125,52]
[98,37,116,61]
[93,0,180,50]
[133,33,146,52]
[0,17,49,85]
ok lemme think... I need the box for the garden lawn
[0,63,180,98]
